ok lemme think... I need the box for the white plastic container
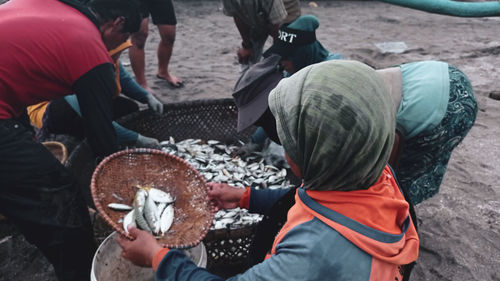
[91,231,207,281]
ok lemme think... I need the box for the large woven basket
[91,148,214,248]
[117,98,253,142]
[66,99,256,276]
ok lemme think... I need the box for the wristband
[239,187,251,209]
[152,247,170,271]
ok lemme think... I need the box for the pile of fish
[160,137,294,230]
[108,185,176,236]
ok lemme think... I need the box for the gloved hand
[145,93,163,115]
[261,140,289,169]
[232,139,262,159]
[135,134,161,149]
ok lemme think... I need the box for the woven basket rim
[117,98,236,124]
[90,148,215,248]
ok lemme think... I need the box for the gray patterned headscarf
[268,60,395,191]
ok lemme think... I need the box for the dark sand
[1,1,499,280]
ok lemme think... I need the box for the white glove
[135,134,161,149]
[146,93,163,115]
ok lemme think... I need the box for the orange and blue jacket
[153,166,419,281]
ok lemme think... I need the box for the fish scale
[117,186,176,236]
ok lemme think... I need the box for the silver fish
[123,210,136,234]
[143,195,159,231]
[133,189,151,232]
[160,204,174,235]
[148,188,175,204]
[108,203,133,211]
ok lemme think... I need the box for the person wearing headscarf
[376,60,477,204]
[117,60,419,281]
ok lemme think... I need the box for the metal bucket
[91,232,207,281]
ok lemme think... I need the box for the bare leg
[156,24,182,86]
[129,18,153,91]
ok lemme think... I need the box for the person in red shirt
[0,0,141,280]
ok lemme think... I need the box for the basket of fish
[67,98,297,275]
[90,148,215,249]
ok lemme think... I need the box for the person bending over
[235,58,477,204]
[29,40,163,149]
[237,14,343,154]
[0,0,141,279]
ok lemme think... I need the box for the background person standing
[129,0,183,89]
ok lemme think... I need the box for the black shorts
[140,0,177,25]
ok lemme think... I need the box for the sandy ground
[1,1,499,280]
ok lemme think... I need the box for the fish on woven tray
[109,185,176,236]
[160,137,294,230]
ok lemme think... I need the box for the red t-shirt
[0,0,112,119]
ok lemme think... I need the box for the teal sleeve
[397,61,449,138]
[64,95,138,143]
[118,62,149,103]
[250,127,268,144]
[111,121,139,143]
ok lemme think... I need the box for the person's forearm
[118,62,150,103]
[64,94,139,144]
[249,187,291,214]
[113,122,139,143]
[250,127,268,145]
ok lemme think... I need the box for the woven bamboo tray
[90,148,214,248]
